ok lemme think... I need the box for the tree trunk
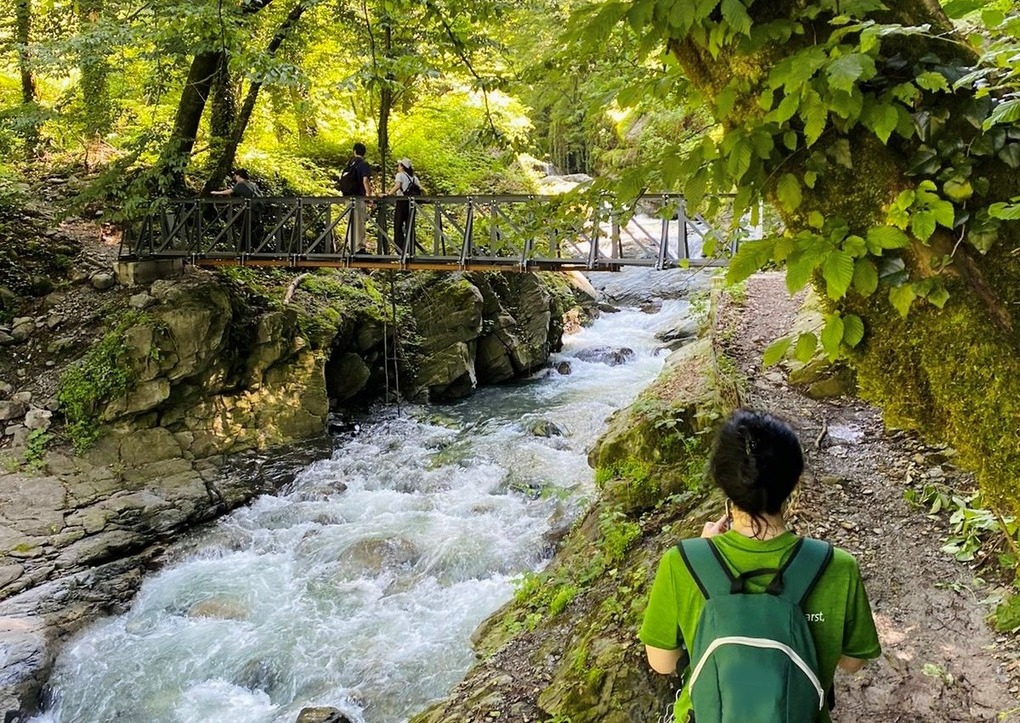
[157,0,277,188]
[201,1,310,194]
[157,50,224,189]
[78,0,112,141]
[14,0,39,156]
[209,55,237,154]
[377,23,394,175]
[290,85,318,141]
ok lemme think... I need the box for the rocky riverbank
[0,235,592,720]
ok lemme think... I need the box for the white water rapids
[32,270,710,723]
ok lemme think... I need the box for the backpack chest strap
[678,537,833,605]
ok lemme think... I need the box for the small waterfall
[32,270,710,723]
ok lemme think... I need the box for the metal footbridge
[120,194,740,272]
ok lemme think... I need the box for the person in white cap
[388,158,421,255]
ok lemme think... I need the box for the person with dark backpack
[387,158,423,256]
[640,409,881,723]
[339,142,373,253]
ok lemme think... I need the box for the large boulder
[409,275,484,400]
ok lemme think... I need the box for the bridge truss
[120,194,742,272]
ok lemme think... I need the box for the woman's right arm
[646,645,682,674]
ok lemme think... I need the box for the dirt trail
[724,273,1020,722]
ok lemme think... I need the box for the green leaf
[943,178,974,202]
[866,225,910,251]
[889,284,917,318]
[777,173,803,212]
[930,200,956,228]
[820,315,845,359]
[772,92,801,124]
[726,239,775,283]
[822,251,854,300]
[794,332,817,362]
[927,284,950,308]
[910,211,937,242]
[801,92,828,146]
[842,314,865,347]
[915,71,949,93]
[763,336,793,367]
[826,53,874,94]
[942,0,987,19]
[852,258,879,296]
[721,0,752,36]
[865,102,899,144]
[726,138,753,181]
[984,99,1020,130]
[843,235,867,257]
[786,252,818,293]
[988,202,1020,221]
[998,143,1020,169]
[685,168,709,210]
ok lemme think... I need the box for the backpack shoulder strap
[677,538,734,600]
[775,537,833,606]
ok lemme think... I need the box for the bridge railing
[122,194,738,270]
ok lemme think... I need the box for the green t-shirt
[638,530,881,723]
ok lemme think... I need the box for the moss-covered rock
[589,338,727,513]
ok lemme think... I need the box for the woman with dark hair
[639,409,880,723]
[387,158,421,255]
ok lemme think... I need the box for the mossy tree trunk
[201,0,310,195]
[15,0,39,157]
[77,0,112,143]
[668,0,1020,510]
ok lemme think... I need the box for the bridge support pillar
[114,259,185,287]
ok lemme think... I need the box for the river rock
[90,272,116,290]
[526,419,566,437]
[340,537,420,576]
[0,402,26,423]
[23,409,51,431]
[128,292,156,310]
[11,319,33,343]
[187,596,249,621]
[325,353,371,401]
[297,707,354,723]
[575,346,635,366]
[46,336,75,355]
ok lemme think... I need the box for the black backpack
[404,176,423,197]
[338,158,361,196]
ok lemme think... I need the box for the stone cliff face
[0,266,588,720]
[409,271,581,400]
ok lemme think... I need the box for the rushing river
[33,270,708,723]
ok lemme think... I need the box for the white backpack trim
[688,635,825,710]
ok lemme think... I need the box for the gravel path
[721,272,1020,722]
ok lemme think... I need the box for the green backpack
[677,537,833,723]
